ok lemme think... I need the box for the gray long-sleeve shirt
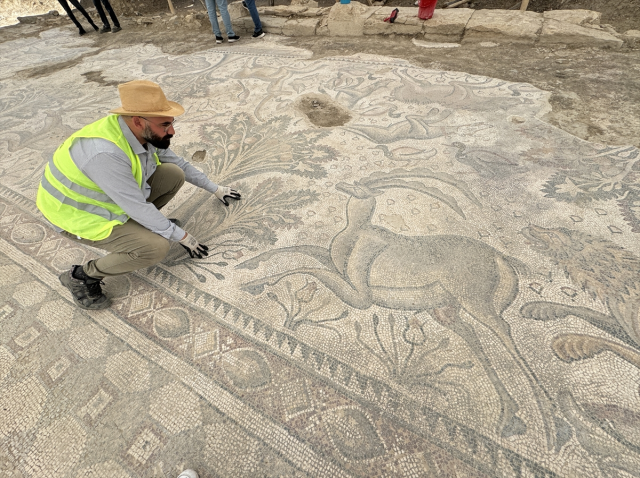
[56,115,218,242]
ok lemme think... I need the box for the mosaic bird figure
[450,142,526,178]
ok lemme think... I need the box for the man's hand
[179,232,209,259]
[214,186,241,206]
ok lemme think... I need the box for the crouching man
[36,80,240,310]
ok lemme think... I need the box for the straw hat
[109,80,185,117]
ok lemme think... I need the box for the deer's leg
[431,306,525,439]
[241,267,373,310]
[462,299,561,450]
[236,246,336,272]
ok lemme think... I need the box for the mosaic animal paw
[552,334,608,362]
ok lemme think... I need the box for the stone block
[283,17,320,36]
[291,0,319,7]
[543,9,601,26]
[260,16,289,34]
[391,7,422,35]
[363,15,392,35]
[317,16,330,36]
[327,1,371,37]
[622,30,640,48]
[423,8,473,42]
[298,8,329,17]
[539,19,623,49]
[463,9,543,45]
[363,7,422,35]
[259,5,310,17]
[233,17,256,32]
[16,16,36,24]
[228,2,248,20]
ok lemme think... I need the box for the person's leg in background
[243,0,264,37]
[93,0,121,32]
[67,0,99,30]
[204,0,224,43]
[57,0,99,35]
[99,0,122,32]
[215,0,239,41]
[92,0,110,31]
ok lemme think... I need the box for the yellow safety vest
[36,115,160,241]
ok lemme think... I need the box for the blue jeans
[204,0,235,37]
[243,0,262,33]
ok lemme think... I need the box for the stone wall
[227,2,631,48]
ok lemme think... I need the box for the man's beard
[142,125,172,149]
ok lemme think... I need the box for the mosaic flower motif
[354,313,473,392]
[295,281,318,304]
[265,280,349,336]
[402,317,426,346]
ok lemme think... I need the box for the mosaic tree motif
[265,280,349,336]
[165,178,320,281]
[165,113,337,279]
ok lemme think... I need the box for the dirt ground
[1,0,639,150]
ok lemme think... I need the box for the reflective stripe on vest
[40,174,128,223]
[46,158,114,203]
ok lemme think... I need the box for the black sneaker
[252,30,265,39]
[79,29,87,36]
[59,265,111,310]
[99,26,111,33]
[228,35,240,43]
[111,26,122,33]
[215,36,223,44]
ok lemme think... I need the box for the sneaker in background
[228,35,240,42]
[111,26,122,33]
[177,471,199,478]
[215,36,223,44]
[252,30,265,39]
[99,26,111,33]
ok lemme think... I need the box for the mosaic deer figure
[238,168,560,448]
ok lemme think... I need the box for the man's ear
[131,116,144,129]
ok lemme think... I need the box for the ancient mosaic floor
[1,27,640,478]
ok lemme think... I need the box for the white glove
[179,232,209,259]
[214,185,241,206]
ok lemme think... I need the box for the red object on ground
[418,0,438,20]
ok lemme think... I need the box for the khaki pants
[63,163,185,279]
